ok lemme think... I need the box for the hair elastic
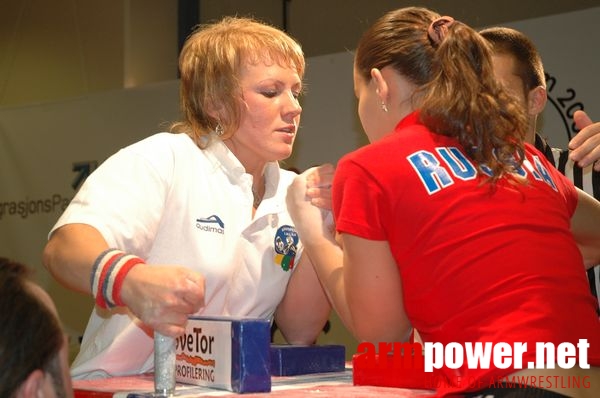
[428,16,455,46]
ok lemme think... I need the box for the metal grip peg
[154,331,176,397]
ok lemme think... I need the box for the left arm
[274,252,331,344]
[571,187,600,268]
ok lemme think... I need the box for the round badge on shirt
[273,225,299,271]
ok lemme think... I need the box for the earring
[215,123,224,136]
[381,102,389,113]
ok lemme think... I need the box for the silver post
[154,331,176,397]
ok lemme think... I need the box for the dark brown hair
[354,7,528,180]
[479,26,546,97]
[0,258,65,397]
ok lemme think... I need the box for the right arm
[43,223,110,294]
[568,110,600,171]
[341,233,411,343]
[43,223,206,336]
[286,166,411,343]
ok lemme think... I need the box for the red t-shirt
[334,112,600,395]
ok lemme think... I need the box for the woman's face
[353,64,416,143]
[353,67,382,143]
[224,58,302,173]
[353,65,400,143]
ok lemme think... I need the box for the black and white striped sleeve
[551,147,600,313]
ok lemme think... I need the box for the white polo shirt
[50,132,303,379]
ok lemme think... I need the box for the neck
[248,163,268,208]
[525,116,537,145]
[252,181,264,208]
[220,139,269,208]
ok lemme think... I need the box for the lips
[277,126,296,144]
[277,124,296,134]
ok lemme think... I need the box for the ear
[15,370,45,398]
[204,102,222,121]
[370,68,389,103]
[527,86,547,117]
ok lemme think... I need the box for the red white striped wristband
[91,249,144,309]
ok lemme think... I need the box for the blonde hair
[170,17,305,147]
[354,7,528,181]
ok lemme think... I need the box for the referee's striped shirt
[535,133,600,313]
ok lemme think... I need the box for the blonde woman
[43,17,330,379]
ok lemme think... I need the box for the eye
[261,90,278,98]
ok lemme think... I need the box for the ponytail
[354,7,529,182]
[419,20,528,181]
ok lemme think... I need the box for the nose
[284,90,302,117]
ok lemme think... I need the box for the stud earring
[381,102,389,113]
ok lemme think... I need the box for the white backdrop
[0,80,180,337]
[1,6,598,349]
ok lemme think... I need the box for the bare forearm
[42,223,110,294]
[301,238,356,337]
[275,253,332,344]
[43,224,207,337]
[275,302,330,344]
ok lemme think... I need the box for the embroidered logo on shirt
[196,215,224,234]
[274,225,298,271]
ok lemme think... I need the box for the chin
[277,153,293,162]
[275,144,294,159]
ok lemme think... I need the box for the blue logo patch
[273,225,298,271]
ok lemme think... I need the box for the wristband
[91,249,144,309]
[108,254,145,307]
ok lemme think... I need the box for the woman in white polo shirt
[42,16,331,379]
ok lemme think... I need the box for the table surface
[73,368,437,398]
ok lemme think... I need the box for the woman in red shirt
[287,6,600,398]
